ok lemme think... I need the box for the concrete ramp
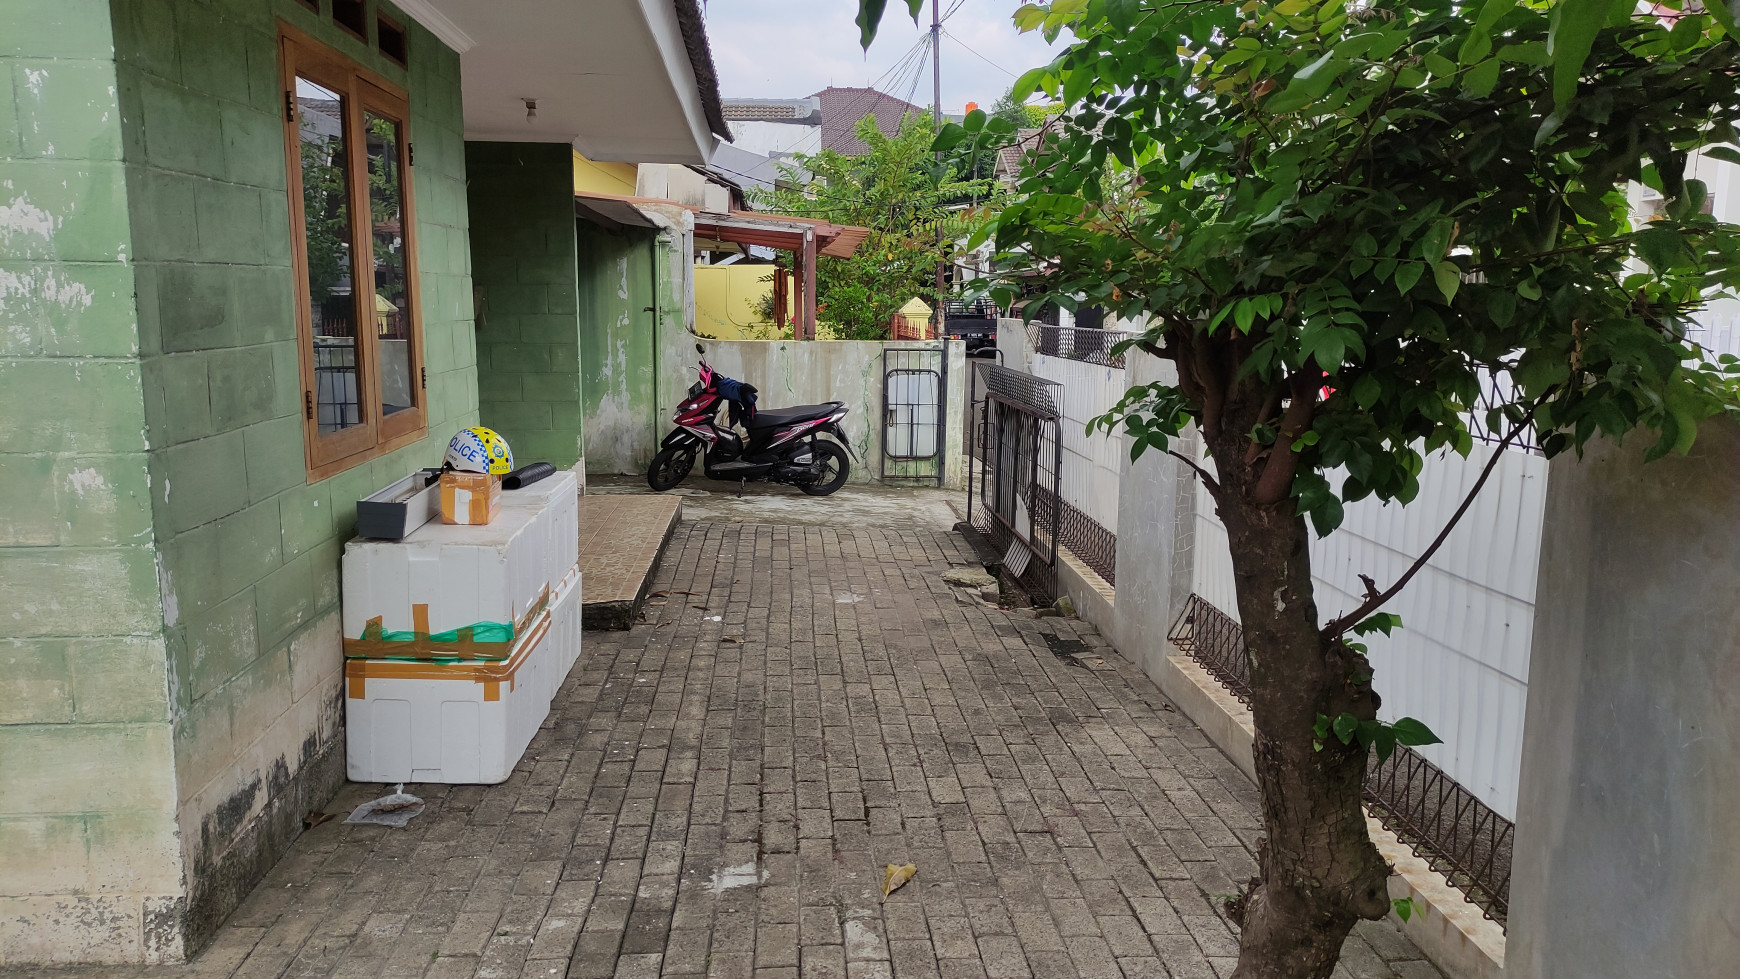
[578,494,683,630]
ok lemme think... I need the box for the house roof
[396,0,729,164]
[573,191,868,258]
[995,128,1049,181]
[810,86,928,155]
[672,0,733,142]
[721,97,822,125]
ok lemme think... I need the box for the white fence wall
[1692,299,1740,361]
[1032,353,1127,534]
[1190,443,1547,820]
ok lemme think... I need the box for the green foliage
[1391,897,1419,923]
[1313,711,1443,762]
[940,0,1740,539]
[752,114,998,340]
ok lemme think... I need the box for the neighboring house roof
[809,86,928,155]
[995,128,1050,182]
[708,142,785,196]
[721,97,822,125]
[672,0,734,142]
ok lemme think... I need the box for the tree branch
[1320,406,1540,641]
[1250,366,1319,505]
[1166,449,1223,498]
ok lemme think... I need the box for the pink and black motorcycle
[646,344,855,496]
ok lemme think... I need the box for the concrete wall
[1107,350,1189,671]
[0,0,182,962]
[1507,418,1740,979]
[572,150,637,196]
[469,142,584,468]
[0,0,478,963]
[120,1,476,953]
[673,338,969,487]
[694,263,781,340]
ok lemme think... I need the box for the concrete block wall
[0,0,183,963]
[576,216,660,474]
[1508,418,1740,979]
[468,142,586,469]
[109,0,476,956]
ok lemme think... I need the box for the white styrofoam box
[343,506,550,649]
[548,566,582,687]
[500,469,579,597]
[344,581,581,784]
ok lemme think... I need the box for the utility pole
[931,0,945,339]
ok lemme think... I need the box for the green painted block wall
[0,0,184,964]
[465,141,584,468]
[110,0,477,954]
[576,218,661,474]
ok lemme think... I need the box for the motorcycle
[645,344,856,496]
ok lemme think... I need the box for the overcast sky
[701,1,1059,112]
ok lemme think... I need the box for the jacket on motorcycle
[716,376,758,427]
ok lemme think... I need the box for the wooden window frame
[376,12,409,68]
[331,0,370,44]
[280,22,427,483]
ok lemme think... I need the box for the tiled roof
[994,128,1049,180]
[810,86,928,155]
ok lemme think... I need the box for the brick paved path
[22,522,1441,979]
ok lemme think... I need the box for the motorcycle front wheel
[798,440,850,496]
[647,445,696,491]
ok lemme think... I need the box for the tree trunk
[1206,445,1392,979]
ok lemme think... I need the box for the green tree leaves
[752,115,998,341]
[853,0,924,50]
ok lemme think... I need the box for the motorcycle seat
[745,402,841,429]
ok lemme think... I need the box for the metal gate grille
[968,364,1062,601]
[882,345,946,484]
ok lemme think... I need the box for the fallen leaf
[303,810,334,829]
[647,600,668,607]
[650,591,669,598]
[882,863,917,900]
[721,637,743,644]
[691,604,709,610]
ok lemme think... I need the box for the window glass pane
[297,76,362,434]
[365,110,414,418]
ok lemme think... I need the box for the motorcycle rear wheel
[798,440,850,496]
[647,445,695,491]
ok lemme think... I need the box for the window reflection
[365,110,414,418]
[297,76,361,433]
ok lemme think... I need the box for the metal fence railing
[1166,592,1514,924]
[1028,323,1135,369]
[1365,743,1515,922]
[1165,593,1251,703]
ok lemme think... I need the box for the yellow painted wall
[573,151,638,195]
[695,264,789,339]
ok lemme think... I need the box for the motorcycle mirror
[695,342,705,354]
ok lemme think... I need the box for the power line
[864,35,928,93]
[943,27,1017,79]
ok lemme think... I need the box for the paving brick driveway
[21,521,1441,979]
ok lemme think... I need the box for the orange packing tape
[345,607,552,698]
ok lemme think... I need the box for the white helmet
[445,426,513,475]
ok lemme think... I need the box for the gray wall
[1110,349,1189,667]
[1507,418,1740,979]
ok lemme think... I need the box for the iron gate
[881,344,947,484]
[967,364,1062,601]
